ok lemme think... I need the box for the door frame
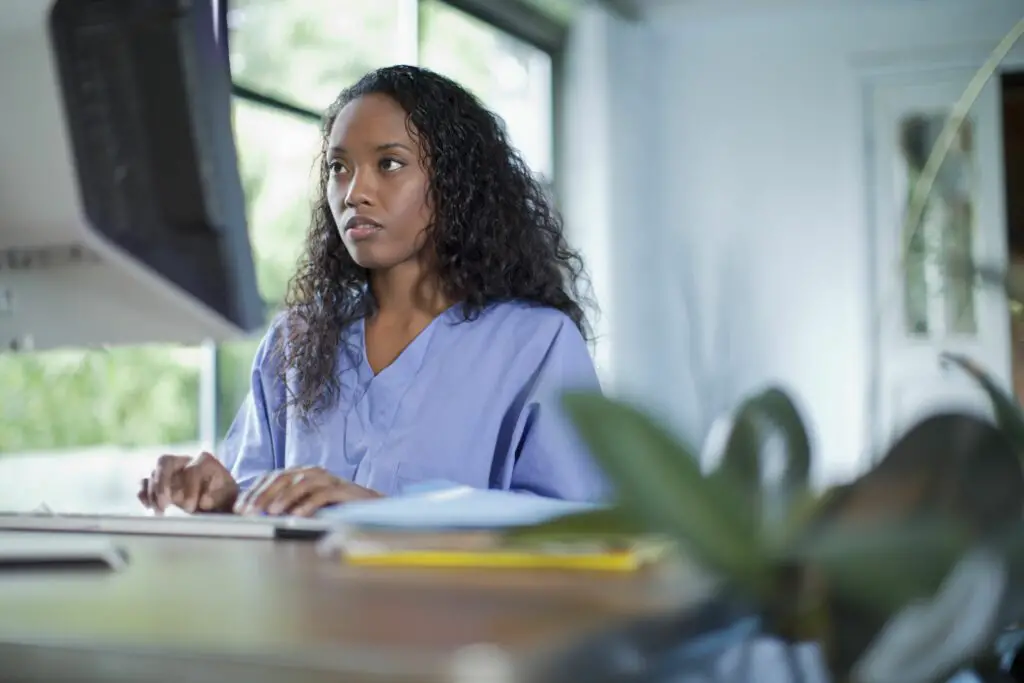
[853,41,1024,457]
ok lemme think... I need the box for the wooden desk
[0,533,713,683]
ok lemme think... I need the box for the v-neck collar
[355,304,460,386]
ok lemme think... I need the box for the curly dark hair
[276,65,591,422]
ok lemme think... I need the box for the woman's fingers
[235,468,322,515]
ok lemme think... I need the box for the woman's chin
[344,241,418,272]
[344,244,388,270]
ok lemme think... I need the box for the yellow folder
[330,529,671,572]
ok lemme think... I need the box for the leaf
[716,401,762,501]
[504,506,647,543]
[790,518,970,616]
[941,353,1024,451]
[985,521,1024,570]
[972,262,1024,310]
[776,487,837,552]
[803,412,1024,539]
[900,18,1024,275]
[716,387,812,535]
[754,388,812,492]
[850,547,1009,683]
[561,391,768,594]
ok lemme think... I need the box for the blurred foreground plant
[511,387,1024,683]
[512,18,1024,679]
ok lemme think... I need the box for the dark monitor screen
[0,0,262,351]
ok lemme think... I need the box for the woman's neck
[369,261,450,323]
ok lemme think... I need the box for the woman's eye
[380,158,404,172]
[327,161,345,174]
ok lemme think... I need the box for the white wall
[563,0,1024,486]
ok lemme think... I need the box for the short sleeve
[218,316,288,492]
[509,319,611,502]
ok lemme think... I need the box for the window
[0,0,560,513]
[216,101,322,436]
[0,345,202,452]
[0,342,205,513]
[227,0,417,113]
[419,0,554,181]
[898,112,978,337]
[233,101,320,305]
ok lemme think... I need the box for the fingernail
[199,494,213,509]
[267,503,282,515]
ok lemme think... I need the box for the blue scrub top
[219,300,608,502]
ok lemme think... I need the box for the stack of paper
[315,482,669,572]
[316,482,598,530]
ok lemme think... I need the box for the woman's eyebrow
[375,142,413,153]
[328,142,412,155]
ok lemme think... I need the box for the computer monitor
[0,0,263,352]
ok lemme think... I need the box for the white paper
[315,480,600,530]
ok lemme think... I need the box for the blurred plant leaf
[716,387,812,537]
[850,547,1009,683]
[755,388,812,491]
[776,486,837,552]
[504,505,647,543]
[561,391,769,593]
[900,17,1024,273]
[941,353,1024,451]
[789,518,970,616]
[971,262,1024,311]
[802,412,1023,544]
[716,401,761,501]
[987,522,1024,572]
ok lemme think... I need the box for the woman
[140,65,606,517]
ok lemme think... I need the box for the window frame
[438,0,567,55]
[221,0,566,123]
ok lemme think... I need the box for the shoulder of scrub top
[445,299,596,386]
[448,299,587,341]
[249,299,592,382]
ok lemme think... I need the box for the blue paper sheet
[314,480,599,530]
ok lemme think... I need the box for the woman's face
[325,94,433,270]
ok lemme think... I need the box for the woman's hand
[138,452,239,514]
[234,467,382,517]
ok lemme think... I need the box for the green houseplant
[514,385,1023,682]
[511,17,1024,683]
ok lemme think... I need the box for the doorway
[1002,72,1024,398]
